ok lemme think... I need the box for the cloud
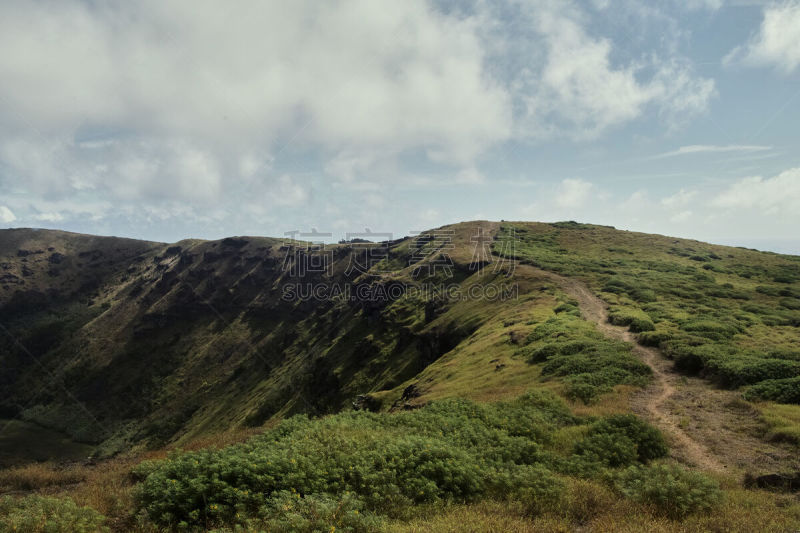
[0,0,720,239]
[712,167,800,213]
[0,206,16,223]
[652,144,772,159]
[662,189,697,208]
[670,210,693,222]
[504,3,715,139]
[556,178,596,208]
[272,175,311,208]
[725,2,800,73]
[0,0,511,199]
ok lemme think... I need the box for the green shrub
[574,415,667,466]
[525,315,651,404]
[744,377,800,404]
[780,298,800,310]
[628,317,655,332]
[614,463,723,518]
[637,330,673,347]
[593,415,667,462]
[0,495,107,533]
[704,356,800,388]
[210,491,384,533]
[553,302,580,315]
[574,432,637,467]
[507,465,565,516]
[608,308,655,332]
[680,320,741,341]
[135,394,577,528]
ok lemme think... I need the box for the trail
[524,266,726,473]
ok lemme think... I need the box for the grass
[3,222,800,531]
[127,392,717,531]
[758,403,800,445]
[495,222,800,403]
[0,462,86,491]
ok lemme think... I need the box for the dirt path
[512,264,800,476]
[518,266,729,472]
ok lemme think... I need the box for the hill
[1,221,799,532]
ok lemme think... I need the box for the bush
[614,463,723,518]
[509,465,565,516]
[637,330,673,347]
[608,308,655,332]
[680,320,741,341]
[744,377,800,404]
[628,317,656,333]
[135,394,577,528]
[0,495,107,533]
[214,491,384,533]
[574,415,667,466]
[526,315,651,404]
[574,432,637,467]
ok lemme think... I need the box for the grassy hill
[0,221,799,532]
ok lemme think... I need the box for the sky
[0,0,799,253]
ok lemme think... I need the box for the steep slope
[0,222,530,453]
[1,221,799,469]
[3,222,800,532]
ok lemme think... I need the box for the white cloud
[32,212,65,222]
[712,167,800,213]
[272,175,311,207]
[725,2,800,73]
[662,189,697,208]
[0,0,722,239]
[652,144,772,158]
[556,178,595,208]
[0,206,16,223]
[454,167,485,184]
[507,3,715,139]
[670,210,693,222]
[0,0,511,201]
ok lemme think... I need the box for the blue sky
[0,0,799,252]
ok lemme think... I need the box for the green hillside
[0,222,799,532]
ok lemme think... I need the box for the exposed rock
[745,472,800,492]
[17,249,44,257]
[352,394,381,412]
[48,252,66,264]
[401,383,421,402]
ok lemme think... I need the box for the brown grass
[0,462,86,491]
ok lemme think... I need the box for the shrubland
[496,223,800,405]
[517,312,651,403]
[126,392,739,532]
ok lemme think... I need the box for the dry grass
[381,501,572,533]
[382,476,800,533]
[0,462,86,491]
[760,402,800,445]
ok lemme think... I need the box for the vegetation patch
[613,463,723,519]
[520,313,651,403]
[134,392,667,530]
[745,377,800,404]
[496,222,800,404]
[0,495,107,533]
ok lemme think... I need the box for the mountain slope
[3,222,800,532]
[1,222,799,464]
